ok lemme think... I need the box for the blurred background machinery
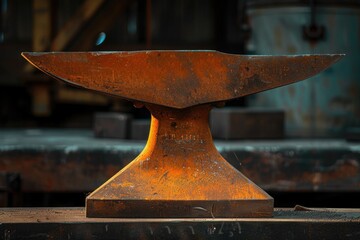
[246,0,360,138]
[1,0,247,128]
[1,0,360,209]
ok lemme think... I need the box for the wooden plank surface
[1,208,360,240]
[1,207,360,223]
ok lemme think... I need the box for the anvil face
[22,51,342,108]
[22,51,343,218]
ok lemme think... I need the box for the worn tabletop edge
[0,207,360,223]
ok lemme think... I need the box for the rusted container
[247,1,360,137]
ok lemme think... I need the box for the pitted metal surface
[22,51,343,218]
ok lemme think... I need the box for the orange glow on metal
[22,51,342,109]
[22,51,343,218]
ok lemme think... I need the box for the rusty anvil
[22,51,342,218]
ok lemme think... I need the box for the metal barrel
[246,1,360,137]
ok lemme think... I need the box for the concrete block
[210,107,284,139]
[94,112,132,139]
[131,119,150,140]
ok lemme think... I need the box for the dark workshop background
[1,0,360,208]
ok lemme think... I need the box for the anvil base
[86,104,273,218]
[86,199,273,218]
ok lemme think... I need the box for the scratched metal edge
[21,50,344,57]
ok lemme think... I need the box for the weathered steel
[87,104,272,218]
[22,51,342,218]
[22,51,341,109]
[1,208,360,240]
[247,5,358,137]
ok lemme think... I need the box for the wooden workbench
[1,207,360,239]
